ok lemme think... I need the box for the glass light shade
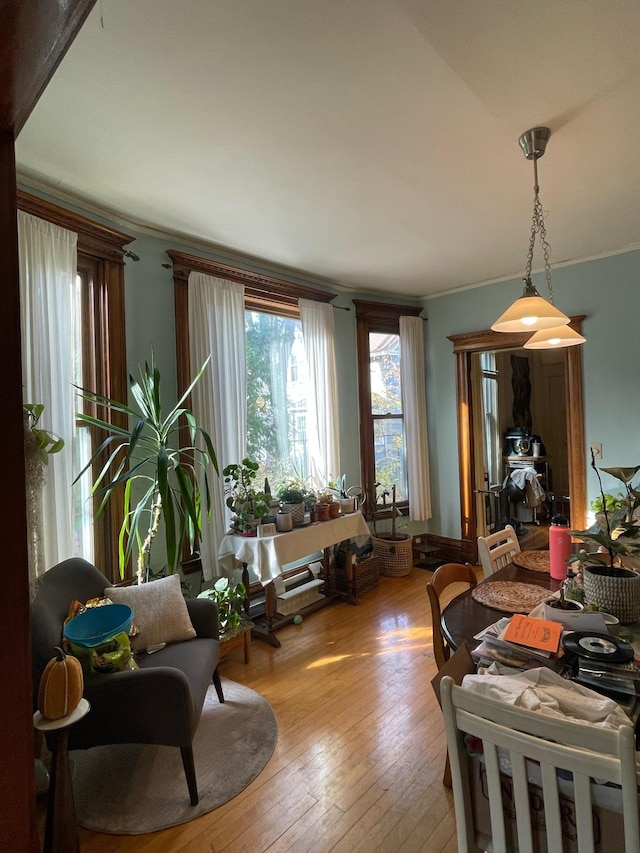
[523,324,586,349]
[491,294,571,333]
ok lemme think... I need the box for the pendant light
[492,127,574,336]
[523,323,586,349]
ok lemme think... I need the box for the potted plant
[276,477,314,525]
[223,458,270,534]
[75,356,217,584]
[199,577,250,638]
[23,404,65,583]
[371,484,413,577]
[568,454,640,622]
[329,474,358,514]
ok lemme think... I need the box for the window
[169,249,335,493]
[18,191,133,581]
[245,310,312,488]
[354,300,422,512]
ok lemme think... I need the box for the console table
[217,512,371,646]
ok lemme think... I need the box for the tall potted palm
[75,356,217,583]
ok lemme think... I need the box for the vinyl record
[562,631,635,663]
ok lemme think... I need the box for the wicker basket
[372,533,413,577]
[327,552,380,599]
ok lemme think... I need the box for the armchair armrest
[186,597,220,639]
[74,666,196,750]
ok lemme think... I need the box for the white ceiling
[16,0,640,299]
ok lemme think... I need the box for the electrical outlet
[590,443,603,460]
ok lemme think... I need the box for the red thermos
[549,514,571,580]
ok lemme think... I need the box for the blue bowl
[63,603,134,648]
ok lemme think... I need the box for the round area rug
[71,679,277,834]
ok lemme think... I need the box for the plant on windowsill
[568,453,640,622]
[223,458,270,535]
[74,355,218,584]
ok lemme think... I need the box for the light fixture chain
[525,158,555,303]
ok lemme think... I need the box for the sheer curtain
[299,298,340,489]
[399,315,431,520]
[188,272,246,580]
[18,210,78,577]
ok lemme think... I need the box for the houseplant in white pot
[569,455,640,622]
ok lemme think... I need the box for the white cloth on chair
[509,466,546,507]
[461,667,631,730]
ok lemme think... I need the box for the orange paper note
[502,614,563,654]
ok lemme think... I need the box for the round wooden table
[440,563,563,651]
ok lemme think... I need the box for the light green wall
[424,249,640,538]
[24,185,638,548]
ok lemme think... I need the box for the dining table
[440,561,564,652]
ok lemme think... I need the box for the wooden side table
[33,699,90,853]
[219,624,252,663]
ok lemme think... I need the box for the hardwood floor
[75,568,458,853]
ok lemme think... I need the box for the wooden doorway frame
[448,317,586,549]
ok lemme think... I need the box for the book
[501,614,563,655]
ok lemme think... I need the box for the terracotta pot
[316,504,330,521]
[328,502,340,519]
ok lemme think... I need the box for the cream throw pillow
[105,574,195,653]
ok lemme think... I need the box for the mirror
[448,318,586,550]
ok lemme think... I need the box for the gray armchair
[31,558,224,805]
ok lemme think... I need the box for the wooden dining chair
[427,562,478,788]
[440,674,640,853]
[477,524,521,577]
[427,562,478,671]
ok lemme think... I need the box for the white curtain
[18,210,78,576]
[399,315,431,520]
[188,273,246,580]
[299,298,340,489]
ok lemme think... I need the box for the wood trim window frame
[448,317,586,548]
[17,190,134,581]
[353,299,423,518]
[167,249,334,406]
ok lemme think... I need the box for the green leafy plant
[277,477,316,510]
[75,356,217,583]
[201,577,248,634]
[223,458,270,533]
[23,404,65,461]
[589,492,627,514]
[570,454,640,570]
[328,474,348,499]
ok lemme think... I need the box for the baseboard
[423,533,476,565]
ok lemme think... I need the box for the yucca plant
[75,356,217,583]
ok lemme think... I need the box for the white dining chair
[477,524,520,577]
[440,675,640,853]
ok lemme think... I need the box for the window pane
[71,272,94,561]
[373,417,407,500]
[245,311,311,489]
[73,426,94,561]
[370,333,402,415]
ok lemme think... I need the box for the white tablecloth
[217,512,371,585]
